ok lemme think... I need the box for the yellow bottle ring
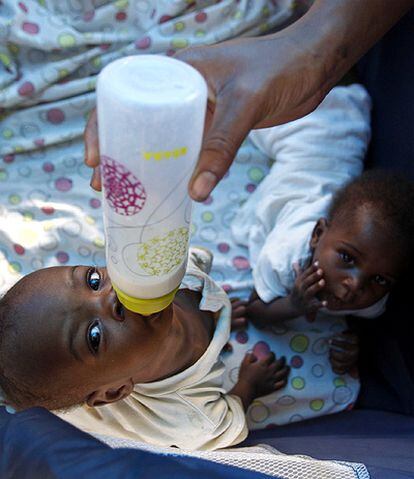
[113,284,179,316]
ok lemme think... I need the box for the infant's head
[0,266,167,411]
[310,171,414,311]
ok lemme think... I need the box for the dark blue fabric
[0,407,276,479]
[356,8,414,416]
[245,410,414,479]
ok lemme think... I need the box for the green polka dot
[233,10,242,19]
[22,211,34,221]
[334,377,346,387]
[195,29,206,37]
[291,377,305,390]
[93,238,105,248]
[58,34,76,48]
[259,22,270,33]
[290,334,309,353]
[0,170,8,181]
[310,399,324,411]
[9,261,22,273]
[248,167,264,182]
[14,145,24,153]
[59,68,69,78]
[8,43,19,55]
[174,22,185,32]
[171,38,188,49]
[202,211,214,223]
[190,223,197,235]
[0,53,11,68]
[91,56,102,68]
[2,128,14,139]
[115,0,128,7]
[87,78,97,90]
[38,0,46,5]
[9,194,21,205]
[262,6,270,17]
[9,261,21,273]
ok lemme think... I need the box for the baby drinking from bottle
[0,56,290,451]
[0,247,289,450]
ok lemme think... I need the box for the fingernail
[314,261,319,267]
[317,269,323,275]
[319,279,324,285]
[191,171,217,201]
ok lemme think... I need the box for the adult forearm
[285,0,414,96]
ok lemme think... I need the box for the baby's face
[5,266,165,408]
[311,206,403,311]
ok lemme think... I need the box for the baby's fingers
[231,300,248,318]
[231,317,248,331]
[302,267,324,290]
[273,365,290,382]
[303,278,326,301]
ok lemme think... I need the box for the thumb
[189,91,256,202]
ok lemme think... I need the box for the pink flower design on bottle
[101,155,146,216]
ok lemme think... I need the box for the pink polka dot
[55,177,73,192]
[195,11,207,23]
[346,403,355,411]
[14,244,25,255]
[166,49,176,57]
[135,36,151,50]
[236,331,248,344]
[34,138,44,147]
[252,341,271,360]
[3,154,15,164]
[56,251,69,264]
[18,81,34,97]
[47,108,65,124]
[115,11,127,21]
[100,43,111,51]
[218,242,230,253]
[159,14,172,23]
[232,256,250,270]
[246,183,256,193]
[18,2,28,12]
[22,22,39,34]
[89,198,101,209]
[42,162,54,173]
[290,355,304,368]
[222,284,232,293]
[83,10,95,22]
[203,195,213,205]
[41,206,55,215]
[223,171,230,179]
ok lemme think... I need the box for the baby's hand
[290,261,327,319]
[329,331,359,375]
[239,352,289,398]
[231,298,249,330]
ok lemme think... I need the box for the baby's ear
[310,218,329,249]
[86,379,134,407]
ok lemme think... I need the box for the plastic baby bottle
[97,55,207,315]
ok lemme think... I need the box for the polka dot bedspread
[0,0,357,428]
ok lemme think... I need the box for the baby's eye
[87,321,101,354]
[339,251,355,265]
[373,275,389,287]
[87,268,101,291]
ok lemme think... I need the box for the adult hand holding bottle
[85,0,413,201]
